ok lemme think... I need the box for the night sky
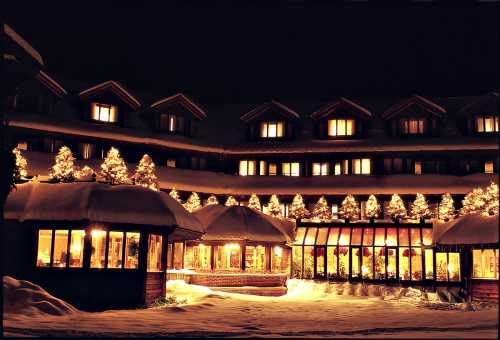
[4,2,499,104]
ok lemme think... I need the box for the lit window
[125,232,140,269]
[259,161,267,176]
[331,204,338,219]
[17,141,28,151]
[147,234,163,272]
[245,245,266,272]
[271,246,289,272]
[485,161,494,174]
[91,103,117,123]
[352,159,371,175]
[37,229,84,269]
[215,243,241,270]
[78,143,95,160]
[327,119,355,136]
[476,115,499,133]
[473,249,499,279]
[312,162,329,176]
[51,230,68,268]
[282,162,300,176]
[166,159,176,168]
[260,121,284,138]
[415,161,422,175]
[108,231,124,269]
[280,203,289,218]
[402,118,424,134]
[239,160,256,176]
[36,230,53,267]
[185,243,211,270]
[343,160,349,175]
[334,162,341,175]
[269,163,277,176]
[90,230,107,268]
[69,230,85,268]
[173,242,184,269]
[436,252,461,282]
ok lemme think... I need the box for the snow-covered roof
[193,205,294,243]
[4,183,204,238]
[433,213,499,245]
[79,81,141,110]
[382,95,447,120]
[310,97,372,120]
[4,24,44,66]
[149,93,207,120]
[240,100,301,122]
[35,70,67,97]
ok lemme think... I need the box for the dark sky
[4,2,499,104]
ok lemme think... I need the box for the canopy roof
[4,182,203,240]
[193,205,295,243]
[434,213,499,245]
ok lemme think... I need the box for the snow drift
[3,276,79,316]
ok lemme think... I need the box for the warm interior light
[274,246,282,256]
[385,239,394,246]
[387,265,394,273]
[91,229,106,238]
[70,242,82,254]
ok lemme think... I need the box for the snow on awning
[193,205,295,243]
[4,183,204,238]
[434,214,499,245]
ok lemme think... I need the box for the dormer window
[476,115,499,133]
[91,103,117,123]
[260,121,284,138]
[327,119,355,136]
[402,118,424,135]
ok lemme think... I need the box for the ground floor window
[245,245,266,272]
[37,229,85,268]
[436,252,461,282]
[147,234,164,272]
[89,229,141,269]
[473,248,499,279]
[215,244,241,270]
[185,244,212,270]
[173,242,184,269]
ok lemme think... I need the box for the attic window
[476,115,499,133]
[91,103,118,123]
[328,119,355,136]
[402,118,424,135]
[260,121,284,138]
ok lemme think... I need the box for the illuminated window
[352,158,371,175]
[303,245,314,279]
[415,161,422,175]
[78,143,95,160]
[185,244,211,270]
[259,161,267,175]
[334,162,341,175]
[69,230,85,268]
[399,248,410,280]
[375,247,386,279]
[425,248,434,280]
[36,230,53,267]
[172,242,184,269]
[292,246,303,278]
[90,230,107,268]
[436,252,461,282]
[245,245,266,272]
[304,228,318,245]
[280,203,289,218]
[422,228,433,246]
[351,228,362,245]
[402,118,424,134]
[271,246,289,272]
[476,115,499,133]
[166,159,176,168]
[282,162,300,176]
[91,103,117,123]
[125,232,140,269]
[269,163,277,176]
[331,204,338,219]
[107,231,124,269]
[312,162,329,176]
[239,160,256,176]
[485,161,494,174]
[473,249,499,279]
[260,121,284,138]
[215,243,241,270]
[327,119,355,136]
[17,141,28,151]
[147,234,163,272]
[411,248,423,281]
[343,160,349,174]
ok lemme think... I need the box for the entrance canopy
[434,213,499,245]
[4,182,203,240]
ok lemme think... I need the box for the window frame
[475,115,499,133]
[36,227,86,269]
[91,103,118,123]
[239,160,257,176]
[282,162,300,176]
[312,162,330,176]
[352,158,371,175]
[260,121,285,138]
[327,118,356,137]
[401,118,425,135]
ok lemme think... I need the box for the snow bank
[3,276,78,316]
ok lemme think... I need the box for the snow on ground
[3,277,498,338]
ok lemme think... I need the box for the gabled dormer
[147,93,206,137]
[310,97,372,139]
[457,92,499,136]
[240,100,300,141]
[78,80,141,125]
[382,95,446,137]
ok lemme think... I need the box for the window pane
[215,244,241,270]
[125,232,140,269]
[422,228,433,246]
[147,234,163,272]
[386,228,397,246]
[328,120,337,136]
[260,122,268,137]
[248,161,256,175]
[425,249,434,280]
[495,116,499,132]
[269,163,277,176]
[312,163,321,176]
[334,163,341,175]
[398,228,409,246]
[352,247,361,278]
[291,163,300,177]
[410,228,421,246]
[327,228,340,245]
[362,247,373,279]
[363,228,374,246]
[338,246,349,278]
[387,248,397,279]
[268,122,277,137]
[282,163,290,176]
[166,159,176,168]
[91,230,106,268]
[259,161,267,176]
[108,232,124,269]
[399,248,410,280]
[485,161,494,174]
[239,160,248,176]
[331,204,338,219]
[294,227,307,245]
[484,117,494,132]
[303,246,314,279]
[172,242,183,269]
[353,159,361,174]
[316,228,329,245]
[411,248,423,281]
[292,246,303,278]
[304,228,318,245]
[361,159,371,175]
[343,160,349,174]
[476,116,484,132]
[52,230,69,268]
[409,119,418,134]
[37,229,52,267]
[375,247,385,280]
[321,163,329,175]
[448,253,461,281]
[100,105,110,122]
[418,119,424,133]
[436,252,448,281]
[339,228,351,246]
[346,119,354,136]
[245,245,266,272]
[69,230,85,268]
[327,247,338,278]
[415,162,422,175]
[351,228,362,245]
[167,243,173,269]
[374,228,385,246]
[473,249,498,279]
[271,246,287,272]
[337,119,346,136]
[277,122,284,137]
[316,247,325,277]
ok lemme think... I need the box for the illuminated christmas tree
[411,193,431,221]
[311,196,332,222]
[460,188,485,216]
[225,195,239,206]
[365,194,380,220]
[12,147,27,180]
[183,192,202,212]
[205,194,219,206]
[438,193,455,221]
[100,147,129,185]
[289,193,309,220]
[340,194,360,221]
[133,154,159,191]
[387,194,407,222]
[75,165,95,181]
[169,188,182,203]
[247,193,261,211]
[483,182,499,216]
[49,146,76,182]
[265,194,283,219]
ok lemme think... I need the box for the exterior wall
[470,279,499,301]
[176,273,287,287]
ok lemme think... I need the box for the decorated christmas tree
[289,193,309,220]
[49,146,76,182]
[74,165,95,181]
[387,194,406,221]
[311,196,332,222]
[225,196,239,206]
[264,194,283,219]
[340,194,360,221]
[133,154,159,191]
[410,193,431,221]
[459,187,485,216]
[12,147,27,180]
[438,193,455,221]
[100,147,129,185]
[183,192,202,212]
[365,194,380,220]
[205,194,219,206]
[483,182,499,216]
[169,188,182,203]
[247,193,261,211]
